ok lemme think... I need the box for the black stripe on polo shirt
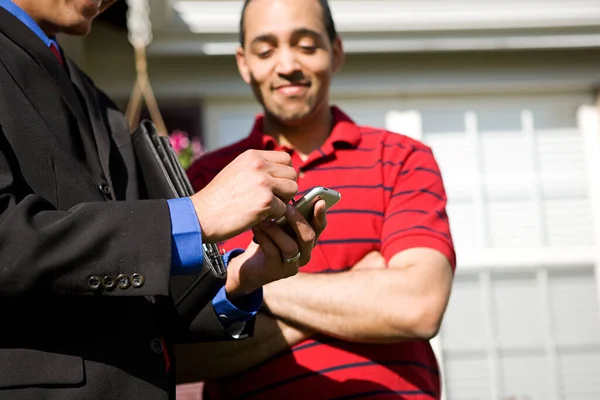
[357,142,412,151]
[298,184,392,196]
[291,337,338,352]
[401,167,445,176]
[332,389,437,399]
[328,209,385,217]
[291,341,322,352]
[410,145,433,154]
[310,160,403,172]
[329,184,393,192]
[384,209,429,221]
[391,189,443,200]
[383,142,406,149]
[384,226,451,242]
[414,167,441,176]
[391,190,415,198]
[241,360,440,399]
[318,238,380,245]
[419,188,444,201]
[357,140,431,154]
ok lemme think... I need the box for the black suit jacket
[0,8,243,399]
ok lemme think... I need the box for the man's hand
[224,200,327,299]
[352,251,387,271]
[190,150,298,243]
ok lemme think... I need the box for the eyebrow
[249,28,323,46]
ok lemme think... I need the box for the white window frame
[387,105,600,400]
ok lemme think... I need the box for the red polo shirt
[187,107,456,399]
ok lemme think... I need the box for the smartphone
[274,186,341,237]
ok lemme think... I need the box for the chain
[124,0,167,134]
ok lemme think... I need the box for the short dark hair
[239,0,338,47]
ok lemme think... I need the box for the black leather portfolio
[131,119,227,326]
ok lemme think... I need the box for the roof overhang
[147,0,600,56]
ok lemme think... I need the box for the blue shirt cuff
[212,249,263,328]
[212,286,263,328]
[166,197,203,275]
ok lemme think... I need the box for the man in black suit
[0,0,327,399]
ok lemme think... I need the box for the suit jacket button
[131,273,145,288]
[102,276,116,291]
[150,338,163,354]
[117,274,131,289]
[98,183,112,199]
[88,276,101,291]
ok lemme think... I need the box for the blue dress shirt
[1,0,262,328]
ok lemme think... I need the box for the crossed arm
[175,247,453,382]
[263,247,453,343]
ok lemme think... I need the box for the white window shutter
[385,110,423,140]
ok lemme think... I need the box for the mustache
[272,80,311,89]
[272,70,309,87]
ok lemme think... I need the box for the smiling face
[14,0,116,36]
[236,0,344,126]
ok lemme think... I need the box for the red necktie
[160,335,171,372]
[49,43,63,65]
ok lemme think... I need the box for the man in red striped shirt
[177,0,456,398]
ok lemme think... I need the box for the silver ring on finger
[283,252,301,264]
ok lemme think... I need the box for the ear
[236,46,252,84]
[331,37,345,73]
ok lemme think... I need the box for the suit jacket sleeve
[95,89,257,342]
[0,142,172,297]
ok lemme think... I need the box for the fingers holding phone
[223,226,300,299]
[224,187,337,297]
[253,224,300,276]
[285,200,325,266]
[258,204,318,267]
[257,208,303,264]
[258,187,340,266]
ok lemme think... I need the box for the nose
[274,47,300,76]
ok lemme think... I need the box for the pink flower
[191,137,205,160]
[169,130,190,153]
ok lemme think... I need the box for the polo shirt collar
[328,106,362,149]
[248,106,362,153]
